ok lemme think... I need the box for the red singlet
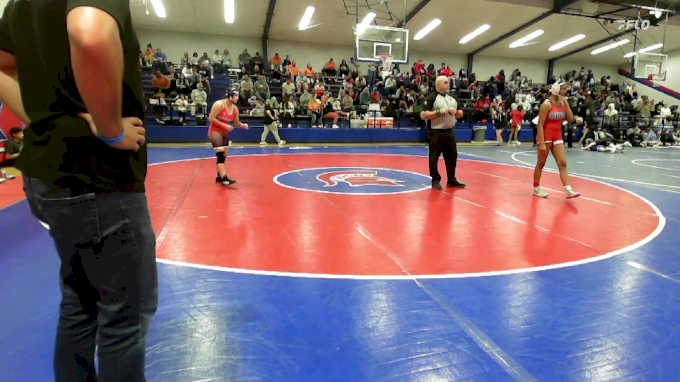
[208,100,236,136]
[542,99,566,145]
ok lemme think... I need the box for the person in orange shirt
[288,60,300,81]
[304,63,315,78]
[271,53,282,65]
[307,96,323,127]
[322,58,336,76]
[151,70,170,96]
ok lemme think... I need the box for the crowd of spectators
[138,42,680,148]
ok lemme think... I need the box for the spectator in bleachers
[338,59,350,78]
[240,75,255,104]
[139,51,150,69]
[367,62,378,86]
[323,58,336,76]
[212,49,224,74]
[271,53,282,67]
[657,102,672,125]
[271,61,283,83]
[385,75,397,95]
[182,63,193,78]
[252,52,264,68]
[222,49,233,69]
[144,43,154,60]
[355,73,366,90]
[199,52,214,79]
[300,88,313,108]
[350,58,360,78]
[282,77,295,97]
[288,60,300,80]
[153,48,168,74]
[152,70,171,96]
[166,65,179,94]
[602,103,618,127]
[190,52,200,66]
[238,49,252,71]
[307,95,323,127]
[314,80,325,97]
[296,74,310,93]
[174,94,189,125]
[176,73,191,95]
[322,98,341,129]
[180,52,190,67]
[254,76,270,101]
[281,95,296,127]
[370,88,382,104]
[359,87,371,106]
[150,89,167,124]
[190,84,208,115]
[282,55,291,73]
[197,64,212,92]
[249,100,265,117]
[304,63,315,78]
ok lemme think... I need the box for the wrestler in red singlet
[542,99,566,145]
[208,100,235,137]
[533,81,580,199]
[208,90,248,186]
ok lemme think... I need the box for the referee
[420,76,466,190]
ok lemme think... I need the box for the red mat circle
[148,154,661,278]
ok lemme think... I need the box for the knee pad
[216,151,227,164]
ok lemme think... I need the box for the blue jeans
[23,177,158,382]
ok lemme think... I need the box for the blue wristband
[98,130,125,145]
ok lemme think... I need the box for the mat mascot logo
[316,170,404,187]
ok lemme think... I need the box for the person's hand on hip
[78,113,146,151]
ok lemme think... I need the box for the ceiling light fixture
[356,12,376,35]
[224,0,234,24]
[624,52,637,58]
[639,43,663,53]
[299,6,315,30]
[509,30,543,48]
[548,34,586,51]
[149,0,166,18]
[414,19,442,40]
[591,39,629,55]
[459,24,491,44]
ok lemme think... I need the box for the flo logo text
[616,19,651,30]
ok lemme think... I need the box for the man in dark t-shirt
[0,1,157,381]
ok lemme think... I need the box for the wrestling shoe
[565,187,580,199]
[533,186,549,198]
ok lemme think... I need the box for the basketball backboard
[355,25,409,65]
[634,52,667,82]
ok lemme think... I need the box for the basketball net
[379,54,393,78]
[648,73,665,88]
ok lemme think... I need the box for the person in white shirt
[190,84,208,115]
[282,77,296,97]
[212,49,224,75]
[174,94,189,125]
[385,75,397,96]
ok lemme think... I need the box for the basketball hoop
[379,53,394,80]
[648,72,666,87]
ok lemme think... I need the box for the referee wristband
[98,130,125,145]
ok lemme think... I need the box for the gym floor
[1,144,679,381]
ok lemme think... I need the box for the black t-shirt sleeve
[0,1,14,54]
[66,0,130,30]
[420,93,437,112]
